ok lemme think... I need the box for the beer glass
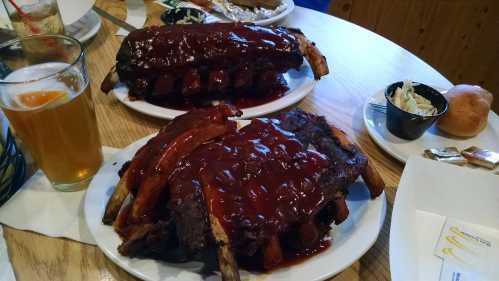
[2,0,65,36]
[0,35,102,191]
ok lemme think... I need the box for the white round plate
[112,63,316,120]
[65,10,102,43]
[252,0,295,26]
[0,6,100,42]
[0,4,11,29]
[363,88,499,163]
[57,0,95,25]
[202,0,294,25]
[85,130,387,281]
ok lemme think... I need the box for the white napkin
[0,227,15,281]
[0,146,119,245]
[116,0,147,36]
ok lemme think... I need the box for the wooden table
[3,1,453,280]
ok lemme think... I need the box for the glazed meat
[101,23,329,106]
[279,108,384,200]
[102,105,384,281]
[102,104,242,225]
[169,118,330,261]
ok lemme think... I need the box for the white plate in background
[66,10,101,43]
[363,88,499,171]
[390,156,499,281]
[0,0,95,26]
[252,0,294,26]
[113,63,317,120]
[0,6,101,44]
[57,0,95,25]
[0,4,11,29]
[85,127,387,281]
[155,0,294,26]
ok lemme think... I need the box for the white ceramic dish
[0,8,100,43]
[0,4,11,29]
[65,10,102,43]
[389,156,499,281]
[57,0,95,25]
[252,0,295,26]
[363,88,499,170]
[112,63,316,120]
[85,126,387,281]
[0,0,94,27]
[155,0,294,26]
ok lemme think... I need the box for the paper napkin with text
[435,218,499,280]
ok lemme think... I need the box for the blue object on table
[294,0,329,12]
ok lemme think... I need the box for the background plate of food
[85,106,387,281]
[363,83,499,172]
[157,0,295,26]
[111,63,316,120]
[103,22,329,120]
[211,0,295,26]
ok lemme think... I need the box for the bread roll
[437,85,493,137]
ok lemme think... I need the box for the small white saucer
[65,10,101,43]
[363,88,499,168]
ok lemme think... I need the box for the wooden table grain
[2,1,453,280]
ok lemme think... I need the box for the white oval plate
[363,88,499,164]
[0,8,101,43]
[252,0,295,26]
[65,10,102,44]
[57,0,95,25]
[188,0,294,26]
[112,63,315,120]
[85,129,387,281]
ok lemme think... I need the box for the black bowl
[384,81,448,140]
[160,7,206,25]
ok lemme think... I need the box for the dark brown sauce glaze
[279,238,331,269]
[118,23,301,76]
[238,238,331,272]
[147,74,289,110]
[169,118,330,268]
[125,106,239,197]
[115,23,303,100]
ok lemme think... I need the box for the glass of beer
[2,0,65,36]
[0,34,102,191]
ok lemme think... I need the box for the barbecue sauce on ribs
[239,237,331,271]
[169,118,330,267]
[108,107,385,274]
[150,76,289,111]
[116,23,303,107]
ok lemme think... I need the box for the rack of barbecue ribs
[101,105,384,281]
[100,23,329,106]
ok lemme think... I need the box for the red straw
[7,0,41,34]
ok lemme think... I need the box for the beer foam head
[0,62,84,110]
